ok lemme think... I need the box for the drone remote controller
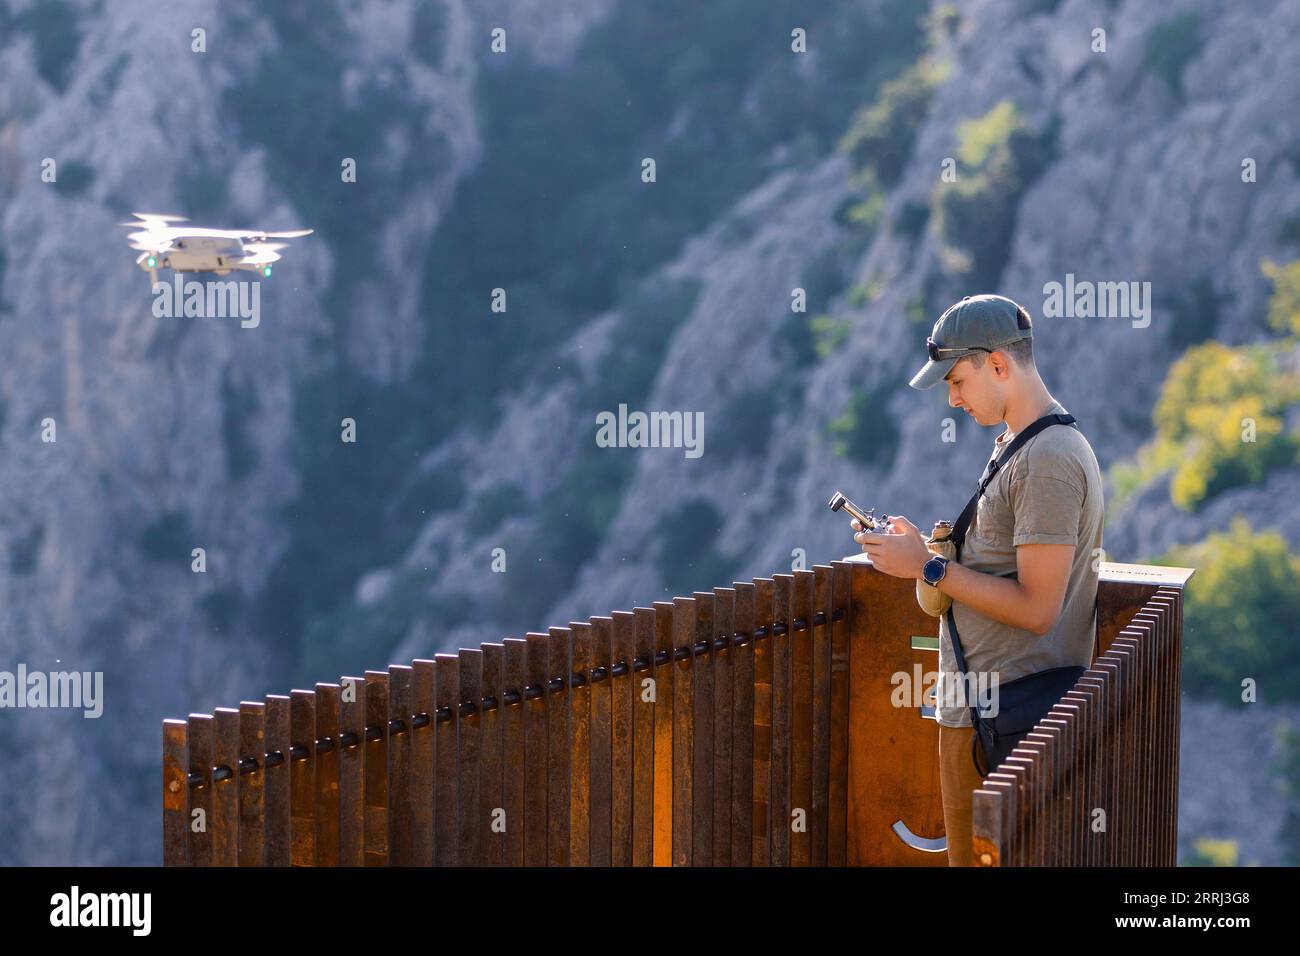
[827,490,892,534]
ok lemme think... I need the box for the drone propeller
[241,228,313,240]
[241,242,285,265]
[118,212,189,226]
[126,233,174,253]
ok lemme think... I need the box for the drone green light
[262,265,272,277]
[145,256,157,268]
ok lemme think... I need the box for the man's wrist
[921,554,950,585]
[915,552,935,580]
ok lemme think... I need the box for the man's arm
[934,542,1073,636]
[854,516,1074,635]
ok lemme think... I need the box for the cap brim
[909,356,957,389]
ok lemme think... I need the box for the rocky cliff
[0,0,1295,864]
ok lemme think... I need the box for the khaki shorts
[939,723,984,867]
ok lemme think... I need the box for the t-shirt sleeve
[1007,451,1084,546]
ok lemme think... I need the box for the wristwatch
[922,554,949,586]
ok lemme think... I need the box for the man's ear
[990,350,1011,378]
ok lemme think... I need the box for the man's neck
[1001,381,1057,437]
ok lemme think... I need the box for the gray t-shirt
[935,399,1104,727]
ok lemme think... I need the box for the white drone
[121,212,313,284]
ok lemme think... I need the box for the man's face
[944,353,1005,426]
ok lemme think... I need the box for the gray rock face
[0,0,608,864]
[1,0,1295,865]
[393,0,1300,870]
[402,0,1300,643]
[1176,699,1300,867]
[1105,467,1300,562]
[1,2,326,864]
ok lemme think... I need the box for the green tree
[1148,342,1300,509]
[1110,265,1300,512]
[839,58,949,189]
[1144,12,1202,98]
[1262,259,1300,337]
[1156,518,1300,704]
[932,101,1056,289]
[827,388,900,469]
[1180,838,1238,867]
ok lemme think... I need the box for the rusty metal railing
[162,560,1190,865]
[972,584,1186,866]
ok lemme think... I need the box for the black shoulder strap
[943,412,1078,685]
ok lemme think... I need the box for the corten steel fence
[162,560,1191,866]
[972,584,1186,867]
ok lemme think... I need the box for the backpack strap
[941,412,1078,717]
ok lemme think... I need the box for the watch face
[924,557,945,584]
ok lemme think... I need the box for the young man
[853,293,1103,866]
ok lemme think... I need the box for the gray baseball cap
[908,294,1033,389]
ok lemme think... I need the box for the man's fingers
[887,514,922,537]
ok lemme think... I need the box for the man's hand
[852,514,931,579]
